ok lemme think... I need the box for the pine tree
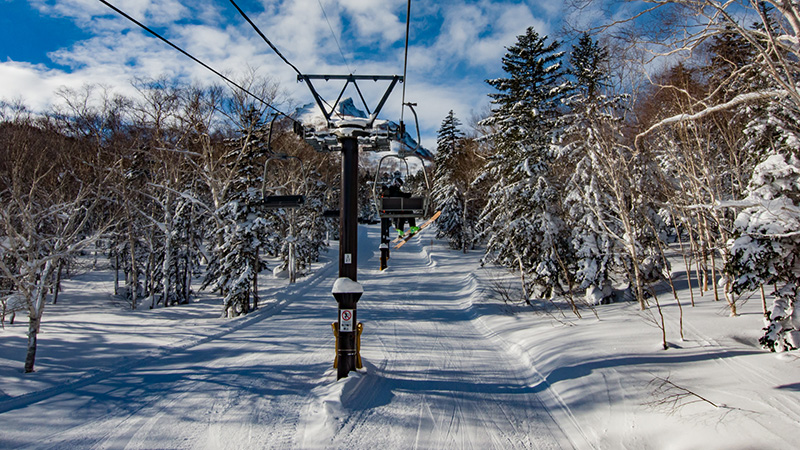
[203,108,274,317]
[482,27,567,162]
[558,33,631,304]
[728,153,800,351]
[708,7,800,327]
[725,21,800,346]
[569,33,608,101]
[477,27,571,300]
[433,110,470,250]
[437,111,464,159]
[208,187,273,317]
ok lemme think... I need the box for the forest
[2,0,799,375]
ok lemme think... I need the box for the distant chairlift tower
[298,74,402,379]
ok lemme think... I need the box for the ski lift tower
[298,74,401,379]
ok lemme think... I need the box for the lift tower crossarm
[298,74,402,129]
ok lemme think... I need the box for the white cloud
[414,1,549,74]
[262,0,334,73]
[0,61,136,112]
[0,62,62,110]
[177,25,238,61]
[537,1,566,17]
[340,0,405,44]
[3,0,560,148]
[30,0,189,28]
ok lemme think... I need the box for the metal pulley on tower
[296,74,402,153]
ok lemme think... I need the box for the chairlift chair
[372,154,429,218]
[261,116,306,209]
[261,146,307,284]
[371,102,431,220]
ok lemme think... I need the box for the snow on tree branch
[634,89,789,148]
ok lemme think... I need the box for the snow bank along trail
[296,225,586,449]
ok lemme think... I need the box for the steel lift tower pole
[299,74,401,379]
[333,132,361,378]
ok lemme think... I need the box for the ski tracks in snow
[299,226,591,449]
[2,226,593,449]
[1,256,341,449]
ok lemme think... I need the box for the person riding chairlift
[382,171,419,237]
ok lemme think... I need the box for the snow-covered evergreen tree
[558,34,632,304]
[567,33,607,100]
[209,187,274,316]
[286,175,328,276]
[481,27,566,158]
[728,152,800,351]
[433,110,471,251]
[203,107,275,317]
[477,27,571,299]
[727,80,800,350]
[723,10,800,345]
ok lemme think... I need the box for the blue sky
[1,0,567,147]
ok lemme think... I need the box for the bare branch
[645,374,719,414]
[635,89,790,148]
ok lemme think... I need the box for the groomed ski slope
[1,224,799,449]
[0,225,577,449]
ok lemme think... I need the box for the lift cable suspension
[316,0,353,74]
[226,1,361,126]
[227,0,304,77]
[100,0,417,382]
[96,0,297,123]
[224,0,415,381]
[400,0,412,125]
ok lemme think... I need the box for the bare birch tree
[0,117,112,372]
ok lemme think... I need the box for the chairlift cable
[96,0,298,123]
[321,97,347,120]
[226,1,345,120]
[317,0,353,74]
[227,0,304,77]
[400,0,412,124]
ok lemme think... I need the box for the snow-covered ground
[1,224,798,449]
